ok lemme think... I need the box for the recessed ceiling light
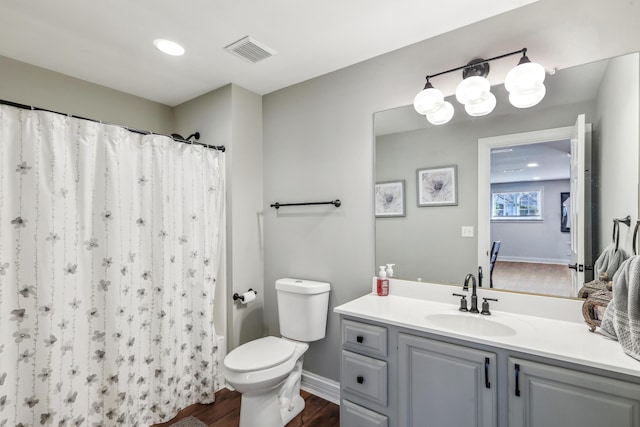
[532,176,541,180]
[153,39,185,56]
[527,162,539,168]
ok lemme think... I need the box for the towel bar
[612,215,631,251]
[270,199,341,209]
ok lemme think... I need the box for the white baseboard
[301,370,340,405]
[499,256,569,265]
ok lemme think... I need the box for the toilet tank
[276,278,331,342]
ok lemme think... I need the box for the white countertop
[334,280,640,378]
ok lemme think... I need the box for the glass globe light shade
[505,60,545,94]
[426,101,454,125]
[509,82,546,108]
[464,92,496,117]
[414,85,444,115]
[455,76,490,105]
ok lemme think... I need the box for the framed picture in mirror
[561,192,570,232]
[417,165,458,207]
[375,180,406,217]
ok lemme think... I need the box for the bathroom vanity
[335,280,640,427]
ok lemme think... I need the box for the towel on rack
[594,243,629,281]
[600,256,640,361]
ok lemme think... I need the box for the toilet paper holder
[233,289,258,302]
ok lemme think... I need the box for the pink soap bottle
[376,266,389,296]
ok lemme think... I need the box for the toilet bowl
[224,337,309,427]
[223,278,330,427]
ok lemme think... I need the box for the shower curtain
[0,104,224,426]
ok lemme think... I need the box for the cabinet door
[398,333,497,427]
[508,358,640,427]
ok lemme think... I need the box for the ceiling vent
[225,36,276,63]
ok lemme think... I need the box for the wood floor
[492,260,572,297]
[152,388,340,427]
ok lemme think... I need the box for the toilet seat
[225,336,296,373]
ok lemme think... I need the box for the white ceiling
[0,0,537,106]
[490,139,571,184]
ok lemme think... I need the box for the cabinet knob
[356,375,364,384]
[356,335,364,343]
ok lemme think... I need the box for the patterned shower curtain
[0,104,224,426]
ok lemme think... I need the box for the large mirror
[374,52,640,298]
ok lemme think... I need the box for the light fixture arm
[414,47,544,124]
[424,48,527,81]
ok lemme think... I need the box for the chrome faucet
[463,273,479,313]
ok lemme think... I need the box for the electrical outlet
[461,226,474,237]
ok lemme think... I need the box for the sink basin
[425,312,517,337]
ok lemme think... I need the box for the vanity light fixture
[413,48,546,125]
[153,39,185,56]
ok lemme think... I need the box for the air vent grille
[225,36,276,63]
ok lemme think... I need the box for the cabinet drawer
[342,319,387,358]
[341,399,388,427]
[341,350,388,406]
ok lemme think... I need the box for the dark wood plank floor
[152,388,340,427]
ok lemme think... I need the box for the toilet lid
[225,336,296,372]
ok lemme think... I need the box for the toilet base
[281,394,305,425]
[239,392,305,427]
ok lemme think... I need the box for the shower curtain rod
[0,99,226,152]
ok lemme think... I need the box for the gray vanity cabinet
[340,319,390,427]
[398,333,497,427]
[338,315,640,427]
[508,358,640,427]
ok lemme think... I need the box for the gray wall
[228,85,265,350]
[490,180,571,263]
[170,84,265,352]
[173,85,234,350]
[594,53,640,256]
[0,55,174,134]
[263,0,640,382]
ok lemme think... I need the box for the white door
[569,114,586,293]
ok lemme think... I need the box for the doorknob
[568,263,578,270]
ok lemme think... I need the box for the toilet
[223,278,331,427]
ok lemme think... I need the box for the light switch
[461,226,474,237]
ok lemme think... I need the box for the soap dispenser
[377,266,389,296]
[386,264,395,278]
